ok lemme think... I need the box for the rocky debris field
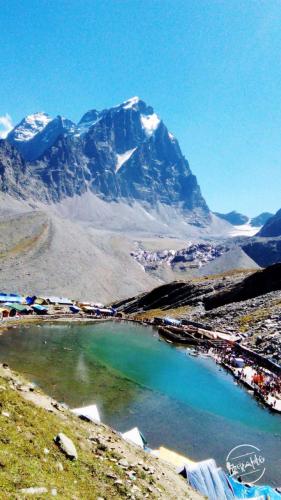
[193,290,281,364]
[130,243,229,272]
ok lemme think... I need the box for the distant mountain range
[215,210,273,228]
[0,96,279,300]
[2,97,275,234]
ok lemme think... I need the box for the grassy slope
[0,377,126,499]
[0,368,201,499]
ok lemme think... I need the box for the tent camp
[121,427,147,449]
[71,404,101,423]
[36,296,73,305]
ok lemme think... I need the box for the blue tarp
[184,459,281,500]
[0,293,23,303]
[228,476,281,499]
[185,459,234,500]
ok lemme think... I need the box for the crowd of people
[209,345,281,412]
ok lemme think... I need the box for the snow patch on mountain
[116,147,137,172]
[229,223,261,237]
[122,96,141,109]
[140,113,160,137]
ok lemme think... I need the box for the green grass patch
[0,378,135,498]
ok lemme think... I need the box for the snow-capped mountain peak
[4,97,209,215]
[122,96,141,109]
[7,113,77,161]
[77,110,100,135]
[11,112,52,142]
[119,97,161,137]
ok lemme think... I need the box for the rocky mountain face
[112,270,250,313]
[0,140,42,200]
[215,211,248,226]
[258,209,281,237]
[237,210,281,268]
[7,113,76,162]
[5,97,208,213]
[241,237,281,267]
[119,261,281,312]
[215,210,273,228]
[0,140,27,197]
[204,263,281,310]
[251,212,273,227]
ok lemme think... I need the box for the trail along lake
[0,321,280,485]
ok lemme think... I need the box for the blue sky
[1,0,280,216]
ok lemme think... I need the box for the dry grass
[132,305,192,321]
[191,268,255,283]
[238,308,272,332]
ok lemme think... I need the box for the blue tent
[69,305,80,314]
[32,304,48,314]
[0,293,23,303]
[163,317,181,326]
[26,296,37,305]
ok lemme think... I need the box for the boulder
[54,433,78,460]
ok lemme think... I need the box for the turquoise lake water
[0,321,280,485]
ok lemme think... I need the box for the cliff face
[31,135,89,202]
[0,140,41,200]
[242,237,281,267]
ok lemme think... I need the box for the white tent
[71,404,101,423]
[121,427,146,449]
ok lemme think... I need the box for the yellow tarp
[152,446,194,468]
